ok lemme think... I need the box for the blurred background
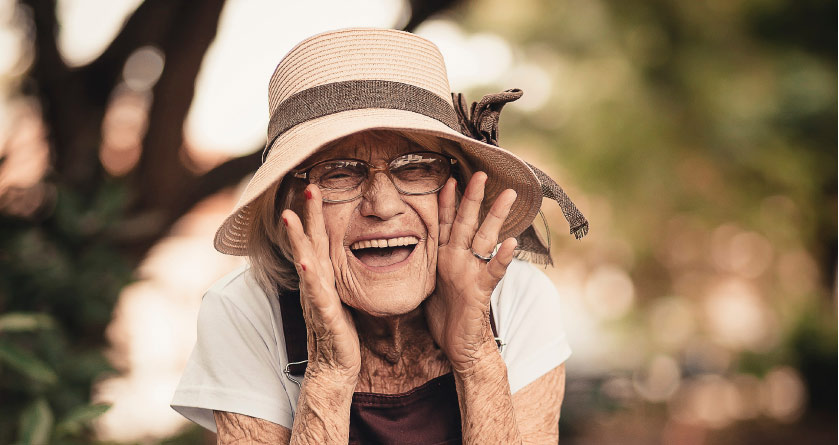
[0,0,835,443]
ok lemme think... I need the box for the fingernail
[282,217,288,227]
[301,264,307,271]
[304,189,312,200]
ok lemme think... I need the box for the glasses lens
[310,160,366,201]
[305,153,451,202]
[389,152,450,194]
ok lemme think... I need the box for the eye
[392,155,445,179]
[313,161,365,189]
[321,169,354,180]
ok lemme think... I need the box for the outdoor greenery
[0,0,834,443]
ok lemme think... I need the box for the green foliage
[459,0,836,436]
[0,184,132,444]
[0,0,833,442]
[0,313,56,333]
[18,398,53,445]
[0,337,58,385]
[55,404,112,438]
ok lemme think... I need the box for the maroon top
[349,372,462,445]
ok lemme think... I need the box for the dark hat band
[262,80,461,163]
[261,80,590,250]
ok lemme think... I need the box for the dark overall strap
[278,289,309,375]
[278,288,499,375]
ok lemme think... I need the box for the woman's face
[301,131,443,317]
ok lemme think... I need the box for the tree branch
[403,0,465,32]
[111,149,261,256]
[19,0,63,75]
[178,149,263,217]
[130,0,226,214]
[81,0,183,107]
[18,0,75,175]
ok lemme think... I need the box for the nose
[358,171,407,220]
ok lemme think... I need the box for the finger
[302,302,318,357]
[282,209,312,266]
[479,237,517,291]
[449,172,487,248]
[282,209,330,309]
[437,177,457,246]
[471,188,517,256]
[303,185,329,259]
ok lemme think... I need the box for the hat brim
[214,108,542,255]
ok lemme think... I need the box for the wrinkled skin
[220,131,566,444]
[281,131,517,376]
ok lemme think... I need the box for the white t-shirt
[170,259,571,433]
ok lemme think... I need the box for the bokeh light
[99,88,148,176]
[0,0,834,443]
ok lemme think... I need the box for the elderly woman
[171,28,588,444]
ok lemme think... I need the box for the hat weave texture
[214,28,563,256]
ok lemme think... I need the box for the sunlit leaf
[0,340,58,385]
[18,397,53,445]
[0,313,56,333]
[55,403,111,437]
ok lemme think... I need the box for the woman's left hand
[425,172,518,373]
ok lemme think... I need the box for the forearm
[214,411,291,444]
[453,343,522,445]
[213,370,354,445]
[289,369,356,445]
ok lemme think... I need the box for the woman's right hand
[282,185,361,381]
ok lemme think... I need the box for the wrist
[304,362,359,391]
[293,364,356,444]
[451,339,503,376]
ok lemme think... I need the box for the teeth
[350,236,419,250]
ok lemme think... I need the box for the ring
[471,248,494,262]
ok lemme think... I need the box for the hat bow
[451,89,590,264]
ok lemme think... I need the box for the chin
[352,284,430,318]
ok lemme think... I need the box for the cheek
[414,196,440,240]
[322,206,359,305]
[414,197,439,293]
[321,206,352,252]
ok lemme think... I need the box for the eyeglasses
[292,151,457,203]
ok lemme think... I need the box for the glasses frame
[292,151,458,203]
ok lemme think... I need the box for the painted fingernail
[301,263,307,271]
[304,189,312,200]
[282,217,288,227]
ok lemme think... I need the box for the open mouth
[349,236,420,268]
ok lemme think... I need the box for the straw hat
[213,28,587,261]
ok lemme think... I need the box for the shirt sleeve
[494,260,572,394]
[170,289,293,432]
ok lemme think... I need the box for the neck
[352,305,450,393]
[353,306,432,363]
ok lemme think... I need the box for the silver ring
[471,248,494,262]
